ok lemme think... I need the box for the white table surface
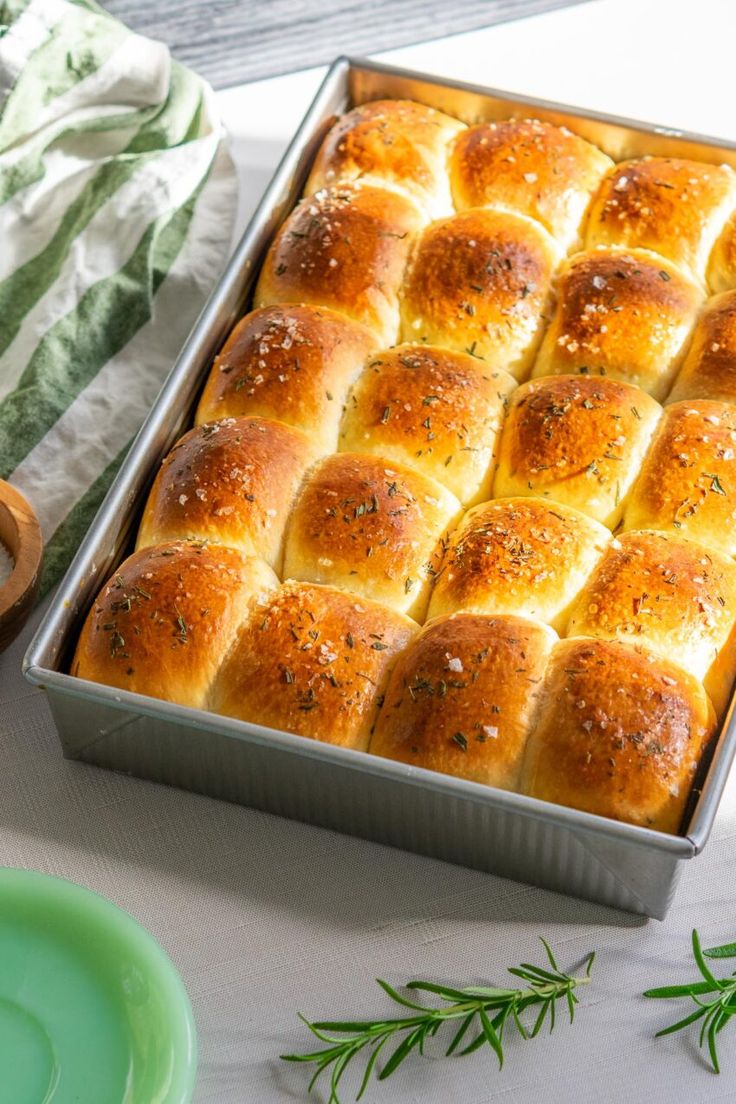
[4,2,736,1101]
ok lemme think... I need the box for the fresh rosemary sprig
[645,928,736,1073]
[282,939,595,1104]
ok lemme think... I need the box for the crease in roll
[305,98,465,219]
[137,415,320,573]
[72,541,278,710]
[338,343,516,506]
[370,612,557,789]
[493,374,662,527]
[210,580,418,750]
[282,451,462,621]
[427,496,611,631]
[519,636,717,834]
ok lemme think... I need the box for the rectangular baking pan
[23,57,736,919]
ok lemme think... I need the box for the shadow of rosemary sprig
[282,938,595,1104]
[645,929,736,1073]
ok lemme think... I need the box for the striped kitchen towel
[0,0,237,593]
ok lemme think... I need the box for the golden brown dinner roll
[195,305,378,452]
[520,637,717,834]
[370,613,557,788]
[399,207,561,379]
[137,416,319,573]
[667,290,736,405]
[254,183,423,345]
[449,117,612,251]
[72,541,278,710]
[211,580,417,750]
[623,400,736,557]
[305,98,464,218]
[427,496,610,631]
[532,248,702,400]
[282,452,461,620]
[338,344,516,506]
[708,210,736,293]
[565,530,736,716]
[493,375,662,527]
[585,157,736,286]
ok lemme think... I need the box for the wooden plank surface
[104,0,588,88]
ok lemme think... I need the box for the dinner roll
[370,613,557,788]
[585,157,736,286]
[305,98,464,218]
[137,416,319,573]
[255,183,423,345]
[72,542,278,710]
[520,637,716,833]
[532,248,702,400]
[449,117,612,251]
[708,210,736,293]
[399,207,561,379]
[427,496,610,631]
[566,530,736,716]
[623,400,736,557]
[667,290,736,405]
[195,305,378,452]
[211,581,417,750]
[282,452,462,620]
[493,375,662,527]
[338,344,516,506]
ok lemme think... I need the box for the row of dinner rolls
[74,97,736,837]
[137,374,736,609]
[303,99,736,289]
[72,542,715,835]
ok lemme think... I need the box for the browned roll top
[255,183,423,344]
[585,156,736,286]
[520,636,716,834]
[400,207,561,379]
[668,290,736,406]
[428,496,610,631]
[338,343,515,506]
[283,451,461,620]
[370,612,557,789]
[72,542,278,710]
[493,374,662,526]
[211,580,417,750]
[623,400,736,558]
[566,529,736,716]
[449,117,612,250]
[532,247,702,400]
[137,416,319,572]
[195,304,378,452]
[305,98,464,218]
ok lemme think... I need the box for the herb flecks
[282,939,594,1103]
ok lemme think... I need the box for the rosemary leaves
[282,939,594,1103]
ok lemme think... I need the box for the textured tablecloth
[4,2,736,1102]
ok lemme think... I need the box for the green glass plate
[0,868,197,1104]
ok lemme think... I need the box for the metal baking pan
[23,57,736,919]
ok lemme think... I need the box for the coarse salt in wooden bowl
[0,480,43,653]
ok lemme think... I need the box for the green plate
[0,868,197,1104]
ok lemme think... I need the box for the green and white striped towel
[0,0,237,593]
